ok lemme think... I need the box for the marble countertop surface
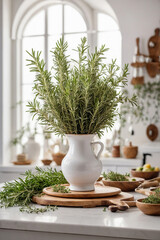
[0,186,159,240]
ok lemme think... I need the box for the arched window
[22,3,88,130]
[11,0,121,160]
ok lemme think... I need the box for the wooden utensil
[147,176,160,182]
[32,192,134,208]
[136,186,160,196]
[136,199,160,216]
[43,185,121,199]
[136,180,159,189]
[102,177,144,192]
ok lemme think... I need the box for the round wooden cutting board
[43,184,121,198]
[32,192,134,208]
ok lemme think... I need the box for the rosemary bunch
[27,37,137,137]
[103,171,129,181]
[0,167,67,207]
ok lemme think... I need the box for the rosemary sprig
[142,188,160,204]
[103,171,129,181]
[0,167,67,208]
[19,205,58,214]
[52,184,71,193]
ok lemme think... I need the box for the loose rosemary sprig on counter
[103,171,129,181]
[19,205,58,214]
[0,167,67,208]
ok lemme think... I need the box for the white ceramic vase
[61,134,104,191]
[25,135,41,162]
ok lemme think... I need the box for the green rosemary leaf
[103,207,107,212]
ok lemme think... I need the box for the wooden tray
[43,184,121,199]
[32,192,134,208]
[102,177,144,192]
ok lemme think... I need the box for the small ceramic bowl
[131,169,159,180]
[136,199,160,216]
[102,177,144,192]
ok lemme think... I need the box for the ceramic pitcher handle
[91,141,104,159]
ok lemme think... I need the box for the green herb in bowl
[103,171,129,181]
[131,178,136,181]
[142,188,160,204]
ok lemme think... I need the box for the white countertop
[0,185,159,240]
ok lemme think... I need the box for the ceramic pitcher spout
[61,134,103,191]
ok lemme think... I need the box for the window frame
[6,0,121,164]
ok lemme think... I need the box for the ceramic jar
[123,142,138,159]
[25,135,41,162]
[51,137,69,165]
[112,145,120,157]
[61,134,104,191]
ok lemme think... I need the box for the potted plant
[27,38,137,191]
[11,125,28,162]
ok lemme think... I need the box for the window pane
[22,84,34,103]
[64,5,87,33]
[48,5,62,35]
[22,36,45,84]
[98,13,119,31]
[48,35,62,71]
[98,31,121,66]
[65,33,87,64]
[23,10,45,36]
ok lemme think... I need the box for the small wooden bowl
[131,169,159,180]
[41,159,52,165]
[102,177,144,192]
[12,160,32,165]
[123,142,138,159]
[52,152,66,165]
[136,199,160,215]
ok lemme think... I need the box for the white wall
[107,0,160,146]
[0,0,2,163]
